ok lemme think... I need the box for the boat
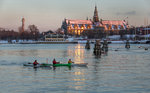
[23,63,88,67]
[41,63,88,67]
[23,63,51,67]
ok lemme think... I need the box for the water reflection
[73,71,85,75]
[71,70,86,90]
[0,44,150,93]
[68,44,85,63]
[68,44,90,91]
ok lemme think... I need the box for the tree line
[0,25,41,41]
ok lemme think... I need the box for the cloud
[116,11,136,16]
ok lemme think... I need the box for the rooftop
[66,19,93,24]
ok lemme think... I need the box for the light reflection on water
[0,44,150,93]
[68,44,85,63]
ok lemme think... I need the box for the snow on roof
[66,19,93,24]
[65,19,127,26]
[102,20,126,25]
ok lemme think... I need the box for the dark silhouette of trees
[0,29,19,41]
[18,24,40,40]
[28,25,40,40]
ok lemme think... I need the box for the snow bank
[111,41,125,44]
[108,35,120,40]
[0,40,8,44]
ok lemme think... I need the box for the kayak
[23,63,88,67]
[23,63,51,67]
[41,63,71,67]
[41,63,88,67]
[23,63,70,67]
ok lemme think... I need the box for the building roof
[66,19,93,25]
[102,20,127,25]
[64,19,128,30]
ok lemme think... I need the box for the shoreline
[0,40,150,44]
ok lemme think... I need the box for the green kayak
[53,64,71,66]
[24,63,87,67]
[41,63,71,67]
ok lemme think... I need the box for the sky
[0,0,150,32]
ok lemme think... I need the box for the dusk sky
[0,0,150,32]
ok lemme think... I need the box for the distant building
[45,34,65,41]
[63,19,93,35]
[62,6,128,36]
[141,28,150,35]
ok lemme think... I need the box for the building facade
[45,34,65,41]
[62,6,128,36]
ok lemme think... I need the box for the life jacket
[33,61,38,65]
[53,60,57,64]
[68,60,72,64]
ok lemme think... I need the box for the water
[0,44,150,93]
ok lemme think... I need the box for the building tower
[22,18,25,32]
[93,5,99,22]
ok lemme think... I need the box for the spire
[21,18,25,32]
[93,5,99,22]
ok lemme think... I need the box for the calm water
[0,44,150,93]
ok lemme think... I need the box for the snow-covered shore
[0,40,150,44]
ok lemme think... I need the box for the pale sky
[0,0,150,32]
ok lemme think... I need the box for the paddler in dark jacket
[33,60,39,66]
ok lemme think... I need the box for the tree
[28,25,39,32]
[28,25,40,40]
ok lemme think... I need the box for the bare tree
[28,25,39,32]
[28,25,40,40]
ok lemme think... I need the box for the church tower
[22,18,25,32]
[93,5,99,22]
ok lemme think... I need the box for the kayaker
[68,59,73,64]
[52,58,60,64]
[53,59,57,64]
[33,60,39,66]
